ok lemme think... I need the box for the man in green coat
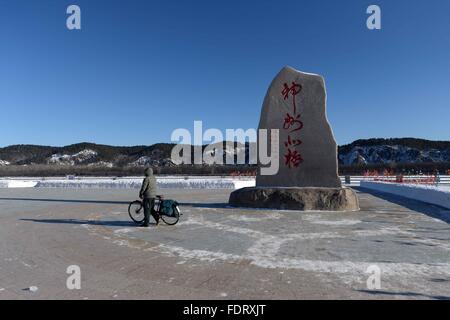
[139,167,159,227]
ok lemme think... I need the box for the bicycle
[128,195,181,226]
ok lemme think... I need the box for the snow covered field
[0,176,256,190]
[0,180,40,188]
[360,181,450,209]
[0,175,449,191]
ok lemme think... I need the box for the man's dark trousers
[143,198,159,226]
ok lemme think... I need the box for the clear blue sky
[1,0,449,147]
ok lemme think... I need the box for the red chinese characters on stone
[281,81,304,168]
[282,82,302,114]
[284,135,302,148]
[283,113,303,133]
[284,148,303,168]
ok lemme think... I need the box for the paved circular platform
[0,187,449,299]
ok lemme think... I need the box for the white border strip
[360,181,450,209]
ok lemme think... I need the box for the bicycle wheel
[128,200,145,224]
[160,205,180,225]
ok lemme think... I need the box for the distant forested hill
[0,138,449,170]
[338,138,450,166]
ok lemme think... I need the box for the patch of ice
[308,219,361,226]
[114,228,133,234]
[227,213,282,222]
[25,286,38,293]
[102,213,450,286]
[112,239,129,246]
[158,244,242,263]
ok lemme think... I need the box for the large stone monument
[229,66,359,211]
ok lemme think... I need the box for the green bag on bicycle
[160,199,179,217]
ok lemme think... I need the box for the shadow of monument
[0,197,130,205]
[1,198,231,210]
[20,218,140,227]
[357,289,450,300]
[178,202,232,209]
[355,187,450,224]
[179,202,316,211]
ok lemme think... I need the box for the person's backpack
[160,199,179,217]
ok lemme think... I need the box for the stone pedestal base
[229,187,359,211]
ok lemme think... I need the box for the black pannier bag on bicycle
[160,199,179,217]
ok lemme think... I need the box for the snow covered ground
[0,180,39,188]
[360,181,450,209]
[3,175,333,189]
[0,176,256,190]
[1,175,448,194]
